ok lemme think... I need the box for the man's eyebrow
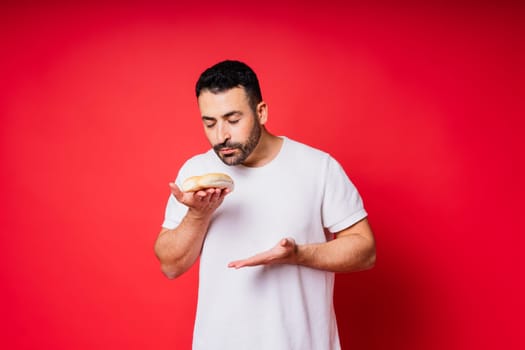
[222,110,242,118]
[202,111,242,120]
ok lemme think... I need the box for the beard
[213,121,262,166]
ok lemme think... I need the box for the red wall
[1,2,523,349]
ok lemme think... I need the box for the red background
[1,1,524,349]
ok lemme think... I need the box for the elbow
[362,243,376,270]
[154,243,184,280]
[155,250,185,280]
[366,248,376,270]
[352,240,376,272]
[160,264,183,280]
[157,254,193,280]
[158,254,189,279]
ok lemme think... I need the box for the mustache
[213,141,244,152]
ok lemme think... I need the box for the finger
[228,250,273,269]
[169,182,184,201]
[228,258,260,269]
[195,190,209,198]
[217,188,230,200]
[227,260,245,269]
[281,237,296,248]
[197,188,220,196]
[197,187,230,199]
[228,256,258,269]
[209,188,221,201]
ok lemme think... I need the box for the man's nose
[217,122,231,144]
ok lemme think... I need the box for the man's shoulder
[283,136,330,161]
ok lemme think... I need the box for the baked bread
[181,173,234,192]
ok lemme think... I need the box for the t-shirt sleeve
[322,156,368,233]
[162,193,188,229]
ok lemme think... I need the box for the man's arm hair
[154,185,230,279]
[228,218,376,272]
[154,211,212,279]
[295,218,376,272]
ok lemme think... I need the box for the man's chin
[219,155,242,166]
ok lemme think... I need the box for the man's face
[198,87,262,166]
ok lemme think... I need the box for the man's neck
[242,130,283,168]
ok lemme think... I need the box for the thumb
[169,182,184,201]
[280,238,291,247]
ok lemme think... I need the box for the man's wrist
[294,243,308,266]
[186,208,213,222]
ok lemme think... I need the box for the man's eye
[228,120,240,124]
[204,122,216,128]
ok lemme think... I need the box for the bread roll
[181,173,234,192]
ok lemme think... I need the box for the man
[154,60,376,350]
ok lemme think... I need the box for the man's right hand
[169,182,230,218]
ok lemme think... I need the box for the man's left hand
[228,238,297,269]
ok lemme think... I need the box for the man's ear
[257,101,268,125]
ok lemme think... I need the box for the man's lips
[220,148,237,155]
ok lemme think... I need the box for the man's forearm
[295,232,376,272]
[154,210,212,279]
[227,219,376,272]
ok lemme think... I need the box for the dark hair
[195,60,263,111]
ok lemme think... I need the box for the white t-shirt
[163,137,367,350]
